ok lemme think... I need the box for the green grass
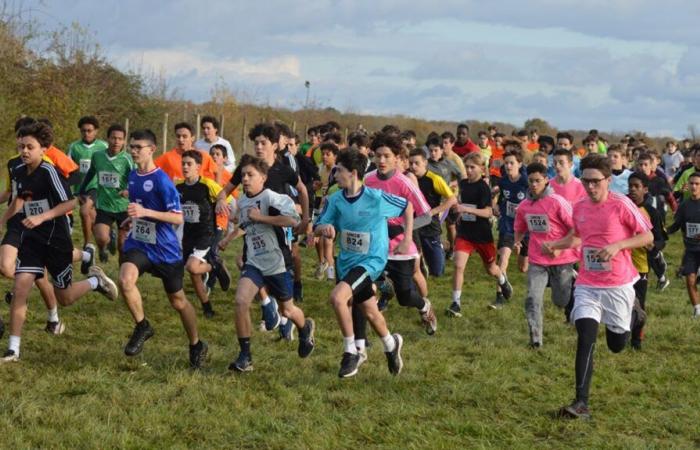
[1,222,699,449]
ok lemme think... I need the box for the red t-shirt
[453,140,480,157]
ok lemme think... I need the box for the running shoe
[261,298,280,331]
[81,244,96,275]
[489,292,507,310]
[124,320,155,356]
[297,319,316,358]
[338,352,361,378]
[385,333,403,375]
[558,400,591,420]
[314,262,329,280]
[189,340,208,369]
[446,302,462,318]
[0,349,19,363]
[45,320,65,336]
[229,352,253,372]
[279,319,295,341]
[420,299,437,335]
[499,276,513,300]
[89,266,119,301]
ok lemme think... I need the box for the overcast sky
[23,1,700,136]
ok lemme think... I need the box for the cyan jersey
[123,167,182,264]
[315,186,407,280]
[498,174,529,235]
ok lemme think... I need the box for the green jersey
[67,139,108,192]
[675,166,699,200]
[80,149,134,213]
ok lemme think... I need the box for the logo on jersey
[517,191,525,200]
[143,180,154,192]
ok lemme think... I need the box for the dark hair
[317,124,331,135]
[556,132,574,143]
[248,123,280,143]
[503,149,523,163]
[14,117,36,132]
[606,144,624,156]
[441,131,455,143]
[583,135,597,146]
[323,131,342,145]
[307,126,318,136]
[17,122,53,148]
[409,148,426,159]
[182,149,202,165]
[552,148,573,161]
[426,136,442,148]
[325,120,341,132]
[130,129,157,145]
[320,142,339,156]
[628,171,649,188]
[690,171,700,182]
[457,123,469,132]
[636,152,653,163]
[348,132,370,148]
[239,154,269,176]
[371,132,403,155]
[516,129,528,138]
[526,162,547,176]
[107,124,126,137]
[174,122,194,135]
[580,153,611,178]
[37,118,53,129]
[503,139,523,152]
[494,132,505,139]
[210,143,228,158]
[477,131,488,138]
[201,115,220,130]
[400,130,416,140]
[380,124,401,136]
[538,135,555,149]
[78,115,99,129]
[336,148,368,177]
[274,121,292,138]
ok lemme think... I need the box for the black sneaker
[202,302,215,319]
[445,249,454,261]
[298,318,316,358]
[4,291,11,305]
[229,352,253,372]
[81,244,96,275]
[446,302,462,318]
[215,259,231,292]
[489,293,507,310]
[45,320,66,335]
[189,340,208,369]
[558,400,591,420]
[498,276,513,300]
[338,352,361,378]
[124,320,155,356]
[108,227,117,255]
[0,349,18,363]
[385,333,404,375]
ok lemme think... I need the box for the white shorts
[188,247,211,263]
[572,282,636,334]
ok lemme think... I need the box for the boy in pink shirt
[544,154,652,420]
[514,162,577,349]
[550,148,586,205]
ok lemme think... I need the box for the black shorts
[95,209,128,228]
[339,266,375,304]
[681,250,700,276]
[1,225,21,248]
[182,234,212,264]
[497,232,529,256]
[16,239,73,289]
[386,259,415,293]
[122,248,184,294]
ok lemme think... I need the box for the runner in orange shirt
[155,122,217,183]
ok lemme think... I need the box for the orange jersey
[489,146,505,177]
[212,167,237,229]
[527,142,540,152]
[155,148,217,183]
[44,145,79,179]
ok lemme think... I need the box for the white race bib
[583,247,611,272]
[249,231,273,256]
[506,201,518,218]
[687,223,700,239]
[98,171,120,188]
[526,214,550,233]
[460,203,476,222]
[24,199,50,217]
[341,230,370,254]
[133,219,156,244]
[182,203,201,223]
[79,159,91,174]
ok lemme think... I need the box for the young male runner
[229,155,315,372]
[118,129,208,369]
[156,122,217,183]
[0,122,118,363]
[195,115,236,172]
[315,149,407,378]
[550,149,587,205]
[545,154,651,419]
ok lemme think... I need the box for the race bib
[182,203,201,223]
[506,201,518,218]
[526,214,550,233]
[341,230,370,254]
[24,199,50,217]
[249,231,273,257]
[686,223,700,239]
[460,203,476,222]
[583,247,611,272]
[98,171,120,188]
[133,219,156,244]
[79,159,91,174]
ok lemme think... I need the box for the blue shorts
[240,264,293,301]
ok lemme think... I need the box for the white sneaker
[314,262,329,280]
[326,266,336,281]
[0,349,19,363]
[45,320,65,336]
[357,348,368,367]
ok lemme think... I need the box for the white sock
[8,335,20,356]
[694,304,700,312]
[355,339,366,351]
[343,336,357,354]
[498,273,506,284]
[82,251,91,263]
[420,299,430,313]
[47,307,59,322]
[280,316,288,325]
[88,277,99,290]
[381,334,396,353]
[452,290,461,304]
[261,296,271,306]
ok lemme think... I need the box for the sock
[280,316,288,325]
[261,296,271,306]
[88,277,99,290]
[47,307,59,322]
[189,340,202,350]
[82,251,91,263]
[355,339,366,352]
[238,337,251,356]
[381,334,396,353]
[452,290,461,304]
[498,273,506,284]
[420,299,430,313]
[574,319,599,405]
[694,304,700,313]
[659,275,667,282]
[202,301,213,313]
[8,335,20,355]
[343,336,357,354]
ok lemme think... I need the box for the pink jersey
[550,177,586,205]
[514,191,578,266]
[365,169,431,260]
[573,191,651,287]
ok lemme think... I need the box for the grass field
[1,218,699,449]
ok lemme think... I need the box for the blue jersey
[123,167,182,264]
[315,186,407,280]
[498,173,529,234]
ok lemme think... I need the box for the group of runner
[0,115,698,420]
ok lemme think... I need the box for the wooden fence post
[124,118,130,141]
[196,113,201,141]
[242,115,247,155]
[161,113,169,153]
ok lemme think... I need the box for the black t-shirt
[13,161,73,249]
[456,178,493,243]
[176,177,217,241]
[669,198,700,251]
[232,158,300,197]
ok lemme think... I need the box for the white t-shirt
[195,137,236,171]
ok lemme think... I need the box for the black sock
[574,318,598,405]
[202,301,213,313]
[238,337,251,356]
[190,340,202,350]
[137,318,149,328]
[352,305,367,342]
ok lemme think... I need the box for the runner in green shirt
[79,124,134,262]
[67,115,108,248]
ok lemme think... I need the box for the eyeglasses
[581,177,607,186]
[129,144,152,150]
